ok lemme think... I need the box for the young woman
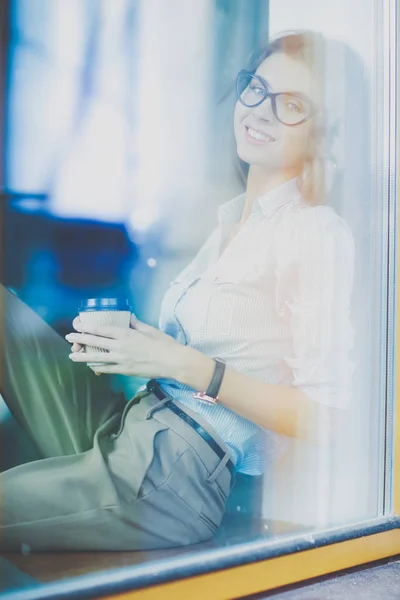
[0,30,354,550]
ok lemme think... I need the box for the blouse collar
[217,177,300,226]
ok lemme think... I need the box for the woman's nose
[251,96,274,122]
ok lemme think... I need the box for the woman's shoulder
[274,199,355,269]
[284,197,355,249]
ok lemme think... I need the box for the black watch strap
[206,358,226,399]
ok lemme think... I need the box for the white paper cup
[78,298,132,367]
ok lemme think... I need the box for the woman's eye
[249,84,265,96]
[286,101,301,112]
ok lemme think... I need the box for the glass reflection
[0,0,392,595]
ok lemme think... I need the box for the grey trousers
[0,286,234,551]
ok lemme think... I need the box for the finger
[89,364,122,374]
[69,351,120,363]
[71,342,83,353]
[72,316,83,331]
[88,366,103,376]
[65,333,118,351]
[130,318,154,333]
[72,320,128,339]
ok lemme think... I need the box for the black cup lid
[79,298,132,312]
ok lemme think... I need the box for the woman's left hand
[65,315,186,379]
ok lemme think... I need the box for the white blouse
[156,178,355,475]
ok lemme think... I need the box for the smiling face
[234,52,322,176]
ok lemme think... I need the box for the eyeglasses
[236,69,318,127]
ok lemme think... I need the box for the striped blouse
[156,177,355,475]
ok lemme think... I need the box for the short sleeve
[277,208,355,410]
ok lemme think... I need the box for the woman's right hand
[71,342,83,353]
[70,342,102,376]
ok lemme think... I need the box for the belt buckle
[146,379,157,394]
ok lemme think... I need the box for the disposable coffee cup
[78,298,132,367]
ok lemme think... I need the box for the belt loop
[145,396,171,420]
[206,452,231,484]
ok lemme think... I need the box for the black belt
[146,379,235,477]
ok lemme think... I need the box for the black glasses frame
[236,69,319,127]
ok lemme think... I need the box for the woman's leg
[0,393,227,551]
[0,285,126,460]
[0,401,42,471]
[0,287,227,551]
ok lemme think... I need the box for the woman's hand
[65,315,186,379]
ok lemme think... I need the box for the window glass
[1,0,395,595]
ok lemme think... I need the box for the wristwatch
[193,357,226,405]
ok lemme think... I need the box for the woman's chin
[236,142,277,168]
[236,150,275,169]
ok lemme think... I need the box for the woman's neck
[240,165,300,223]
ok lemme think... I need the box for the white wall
[269,0,374,68]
